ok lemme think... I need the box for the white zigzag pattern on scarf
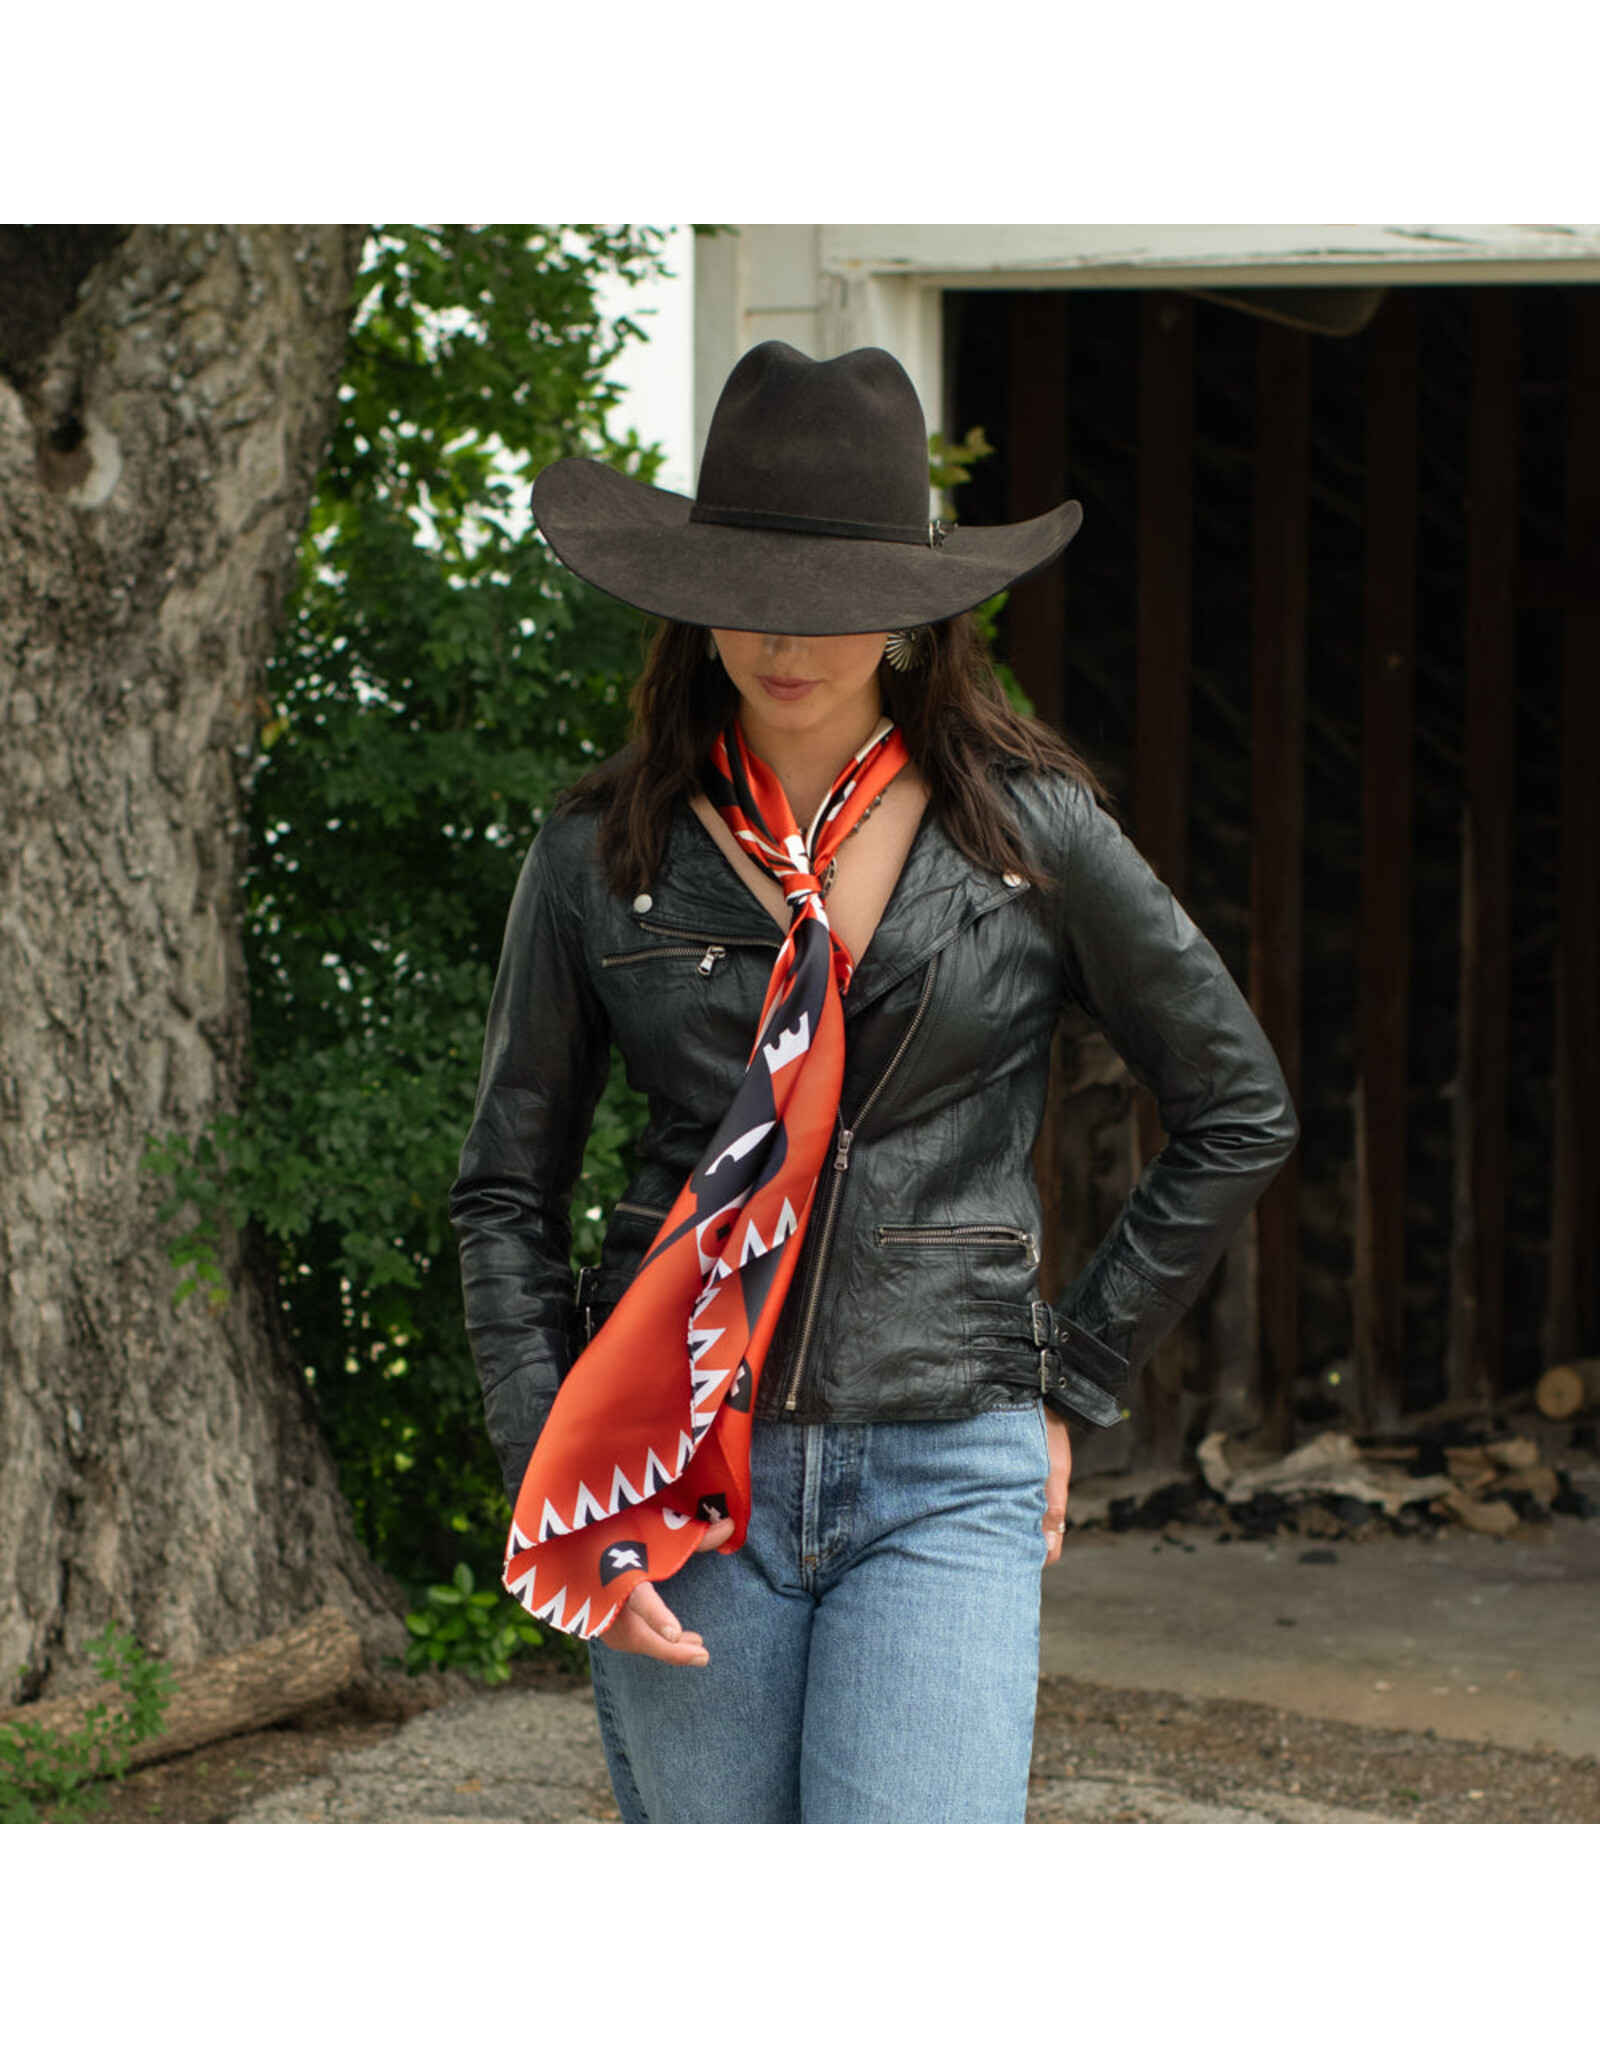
[503,1554,594,1640]
[535,1436,685,1541]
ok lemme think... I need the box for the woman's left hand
[1043,1407,1073,1565]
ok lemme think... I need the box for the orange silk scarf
[503,717,910,1638]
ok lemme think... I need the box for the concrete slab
[1040,1516,1600,1760]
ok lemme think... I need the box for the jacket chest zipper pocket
[602,930,777,978]
[602,943,729,976]
[876,1224,1039,1263]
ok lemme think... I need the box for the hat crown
[693,343,931,542]
[527,337,1081,636]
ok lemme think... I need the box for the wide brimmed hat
[530,341,1082,636]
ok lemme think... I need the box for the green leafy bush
[0,1626,173,1823]
[404,1563,548,1684]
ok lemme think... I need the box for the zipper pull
[833,1128,854,1172]
[697,945,727,977]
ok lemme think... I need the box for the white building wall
[694,222,1600,472]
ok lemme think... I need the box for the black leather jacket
[451,770,1297,1505]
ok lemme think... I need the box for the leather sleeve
[1040,780,1298,1420]
[449,816,612,1503]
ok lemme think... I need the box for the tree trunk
[0,225,398,1703]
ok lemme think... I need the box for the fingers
[1042,1406,1074,1568]
[592,1522,735,1663]
[601,1580,710,1665]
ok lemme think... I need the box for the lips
[757,675,820,702]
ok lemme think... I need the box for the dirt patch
[1027,1674,1600,1823]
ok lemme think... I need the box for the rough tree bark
[0,225,398,1702]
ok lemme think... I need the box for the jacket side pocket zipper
[779,956,941,1414]
[875,1224,1039,1262]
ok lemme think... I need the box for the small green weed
[0,1626,173,1823]
[404,1564,545,1685]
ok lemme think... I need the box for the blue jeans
[588,1404,1050,1824]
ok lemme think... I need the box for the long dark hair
[564,613,1104,898]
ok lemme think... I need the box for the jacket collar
[843,807,1024,1017]
[650,802,1026,1018]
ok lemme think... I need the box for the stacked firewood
[1093,1420,1599,1541]
[1365,1436,1585,1537]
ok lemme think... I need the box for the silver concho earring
[883,625,930,674]
[706,632,721,663]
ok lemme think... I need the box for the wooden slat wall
[1248,325,1309,1450]
[1011,293,1076,1318]
[1353,296,1418,1428]
[1134,294,1195,1461]
[1006,294,1070,731]
[1448,292,1519,1407]
[1549,289,1600,1364]
[995,281,1594,1450]
[1135,294,1195,898]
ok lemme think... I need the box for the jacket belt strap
[1026,1300,1126,1429]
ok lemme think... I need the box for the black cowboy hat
[530,341,1082,637]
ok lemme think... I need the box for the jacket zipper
[601,941,745,977]
[602,924,776,978]
[613,1199,669,1223]
[778,956,941,1414]
[875,1223,1039,1263]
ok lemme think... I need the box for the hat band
[690,501,942,547]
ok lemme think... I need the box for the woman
[451,341,1296,1824]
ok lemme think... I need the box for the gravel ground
[82,1659,1600,1825]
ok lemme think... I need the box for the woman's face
[711,629,888,756]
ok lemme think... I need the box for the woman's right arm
[449,819,612,1507]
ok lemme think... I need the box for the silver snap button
[1002,872,1023,889]
[631,893,653,915]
